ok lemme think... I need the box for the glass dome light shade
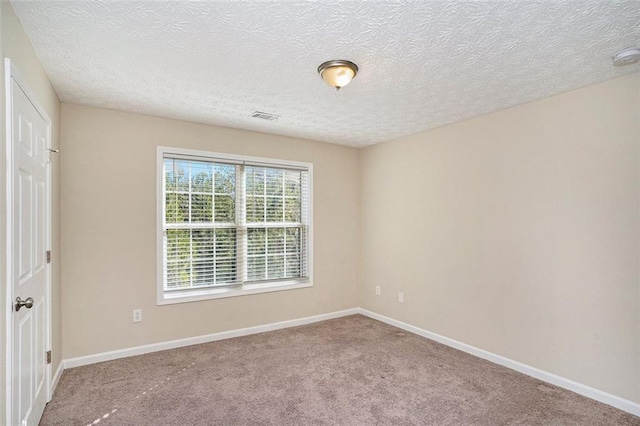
[318,60,358,91]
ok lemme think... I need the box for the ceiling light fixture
[612,47,640,66]
[318,60,359,91]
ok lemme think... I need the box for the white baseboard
[56,306,640,417]
[63,308,358,369]
[357,308,640,417]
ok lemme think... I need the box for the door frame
[4,58,53,425]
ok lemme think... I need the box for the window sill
[157,280,313,305]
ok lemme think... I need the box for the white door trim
[4,58,53,426]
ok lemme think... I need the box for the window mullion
[211,164,216,286]
[236,164,247,284]
[263,169,267,280]
[263,169,267,222]
[188,163,194,288]
[281,171,285,278]
[300,171,308,278]
[265,228,269,279]
[213,229,217,286]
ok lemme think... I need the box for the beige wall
[359,73,640,402]
[0,1,62,421]
[60,103,359,358]
[60,74,640,405]
[7,7,636,408]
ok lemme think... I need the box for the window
[157,147,312,304]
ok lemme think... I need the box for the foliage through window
[159,148,311,303]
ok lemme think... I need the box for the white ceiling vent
[250,111,280,121]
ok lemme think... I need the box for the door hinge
[47,148,59,164]
[46,250,51,264]
[46,351,51,364]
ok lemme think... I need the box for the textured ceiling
[11,1,640,147]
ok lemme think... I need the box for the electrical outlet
[375,286,381,296]
[398,292,404,303]
[133,309,142,323]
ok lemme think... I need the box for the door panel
[18,171,32,282]
[10,76,50,426]
[35,181,45,272]
[35,299,45,395]
[18,314,33,422]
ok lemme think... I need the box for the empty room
[2,0,640,424]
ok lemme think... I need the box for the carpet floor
[41,315,639,425]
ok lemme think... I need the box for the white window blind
[245,165,309,282]
[160,149,311,300]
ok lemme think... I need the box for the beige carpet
[41,315,639,425]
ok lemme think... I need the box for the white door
[8,71,51,426]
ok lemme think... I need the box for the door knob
[15,297,34,312]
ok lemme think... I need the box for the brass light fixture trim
[317,60,359,91]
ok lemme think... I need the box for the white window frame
[156,146,313,305]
